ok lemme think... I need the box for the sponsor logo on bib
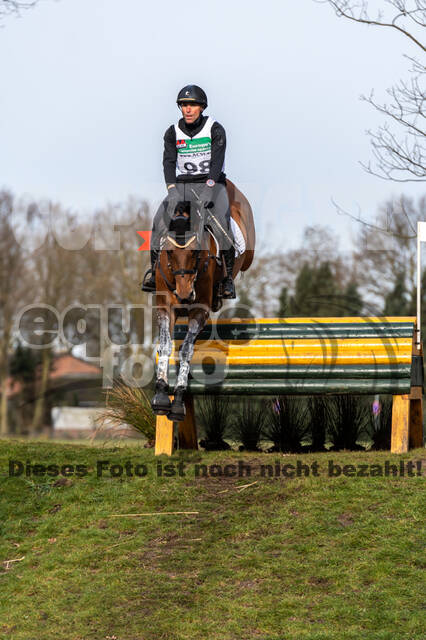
[176,139,187,149]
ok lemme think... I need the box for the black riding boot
[221,247,236,299]
[141,248,159,293]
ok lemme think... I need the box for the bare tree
[352,193,426,304]
[0,191,30,435]
[76,196,152,367]
[0,1,38,17]
[319,1,425,182]
[6,195,152,433]
[14,200,87,433]
[232,226,357,317]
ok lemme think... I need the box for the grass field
[0,440,425,640]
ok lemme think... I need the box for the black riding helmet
[176,85,208,108]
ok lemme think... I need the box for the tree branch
[0,1,37,17]
[319,0,426,51]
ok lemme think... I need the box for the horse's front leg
[151,311,174,415]
[168,308,208,421]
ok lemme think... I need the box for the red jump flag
[137,230,151,251]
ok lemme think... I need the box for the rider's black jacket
[163,113,227,186]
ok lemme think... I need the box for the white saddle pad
[208,217,246,258]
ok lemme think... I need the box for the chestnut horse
[151,179,255,421]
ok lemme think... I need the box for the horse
[151,179,255,421]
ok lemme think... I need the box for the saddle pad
[208,217,246,258]
[231,217,246,257]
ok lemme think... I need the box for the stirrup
[222,276,236,299]
[141,268,156,293]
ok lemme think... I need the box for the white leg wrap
[157,315,172,385]
[175,318,200,391]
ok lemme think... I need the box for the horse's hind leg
[151,312,173,415]
[168,314,204,421]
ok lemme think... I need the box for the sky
[0,0,424,253]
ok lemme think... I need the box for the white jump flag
[416,222,426,348]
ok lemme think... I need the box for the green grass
[0,440,425,640]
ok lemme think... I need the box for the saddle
[164,205,245,257]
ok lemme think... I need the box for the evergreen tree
[9,342,41,433]
[277,286,289,317]
[289,263,316,316]
[281,260,363,318]
[312,261,339,316]
[342,281,363,316]
[9,342,40,383]
[233,288,253,318]
[384,271,408,316]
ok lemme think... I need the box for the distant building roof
[50,353,101,379]
[6,353,102,397]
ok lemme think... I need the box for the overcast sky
[1,0,424,251]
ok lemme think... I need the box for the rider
[141,84,236,298]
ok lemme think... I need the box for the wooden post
[409,386,423,449]
[178,394,198,449]
[408,335,424,449]
[391,394,410,453]
[154,395,198,455]
[154,414,175,456]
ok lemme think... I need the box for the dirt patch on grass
[337,512,354,527]
[308,576,332,588]
[191,474,241,497]
[233,577,266,596]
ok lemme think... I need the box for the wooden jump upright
[154,317,424,455]
[391,338,424,453]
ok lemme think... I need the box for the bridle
[158,231,217,302]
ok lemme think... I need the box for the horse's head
[159,212,202,304]
[163,233,201,304]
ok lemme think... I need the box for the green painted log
[167,364,411,380]
[173,322,415,341]
[183,378,412,395]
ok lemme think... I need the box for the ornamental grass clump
[307,396,333,452]
[264,396,310,453]
[197,395,231,450]
[232,398,267,451]
[327,395,370,451]
[94,379,156,442]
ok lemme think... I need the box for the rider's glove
[166,185,180,215]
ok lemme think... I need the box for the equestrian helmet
[176,85,208,108]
